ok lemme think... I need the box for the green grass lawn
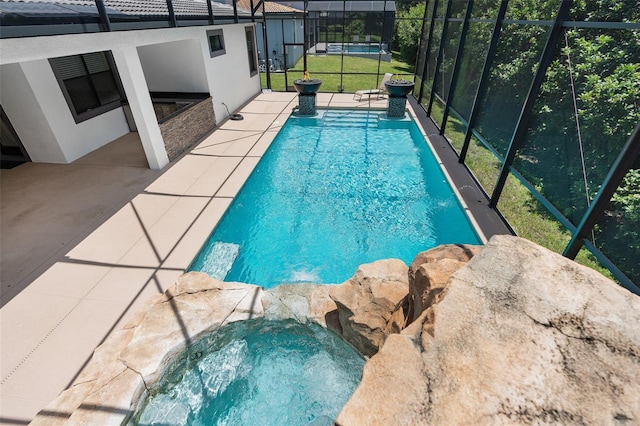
[260,52,414,93]
[443,114,614,280]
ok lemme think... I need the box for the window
[207,29,226,58]
[245,26,258,76]
[49,51,124,123]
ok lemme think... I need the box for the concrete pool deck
[0,92,509,424]
[0,92,385,424]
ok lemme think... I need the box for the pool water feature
[129,319,365,426]
[190,109,480,287]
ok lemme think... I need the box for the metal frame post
[303,0,309,73]
[417,0,439,103]
[564,120,640,260]
[262,0,271,89]
[439,0,474,134]
[375,1,390,88]
[489,0,572,207]
[166,0,177,27]
[458,0,508,163]
[94,0,111,32]
[233,0,239,24]
[426,0,453,116]
[206,0,214,25]
[412,0,432,85]
[339,0,346,91]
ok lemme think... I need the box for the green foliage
[345,19,365,39]
[443,114,613,279]
[511,2,640,282]
[611,169,640,219]
[393,2,425,67]
[602,168,640,282]
[504,0,559,20]
[417,0,639,283]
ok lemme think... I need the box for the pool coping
[408,96,513,241]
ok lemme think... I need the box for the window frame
[49,51,125,124]
[245,26,259,77]
[207,29,226,58]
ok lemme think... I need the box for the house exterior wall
[204,24,261,119]
[138,39,209,93]
[0,24,261,169]
[0,62,65,163]
[256,17,304,71]
[25,60,130,163]
[1,59,131,164]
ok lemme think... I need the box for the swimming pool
[327,43,386,54]
[189,109,480,287]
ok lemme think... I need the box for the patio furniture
[353,73,393,101]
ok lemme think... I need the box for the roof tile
[0,0,258,18]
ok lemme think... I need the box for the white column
[112,47,169,170]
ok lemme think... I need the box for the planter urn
[385,79,415,118]
[294,77,322,116]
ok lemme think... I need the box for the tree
[393,2,425,66]
[510,0,640,282]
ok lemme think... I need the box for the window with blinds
[245,27,258,76]
[49,51,124,123]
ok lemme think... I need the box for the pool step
[197,242,240,280]
[322,111,378,128]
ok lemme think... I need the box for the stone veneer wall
[159,97,216,161]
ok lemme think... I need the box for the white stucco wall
[138,39,209,93]
[0,24,261,166]
[20,60,130,163]
[0,63,65,163]
[112,47,169,170]
[202,24,262,120]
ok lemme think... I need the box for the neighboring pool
[189,109,480,287]
[130,319,364,426]
[327,42,386,54]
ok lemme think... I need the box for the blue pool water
[327,43,384,54]
[190,110,480,287]
[130,319,364,426]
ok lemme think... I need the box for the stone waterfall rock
[33,236,640,426]
[336,235,640,425]
[329,259,409,357]
[262,283,341,332]
[408,243,482,321]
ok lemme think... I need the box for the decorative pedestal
[293,78,322,116]
[387,95,407,118]
[384,80,414,119]
[298,94,317,116]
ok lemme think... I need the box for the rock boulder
[329,259,409,357]
[408,243,481,321]
[337,235,640,425]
